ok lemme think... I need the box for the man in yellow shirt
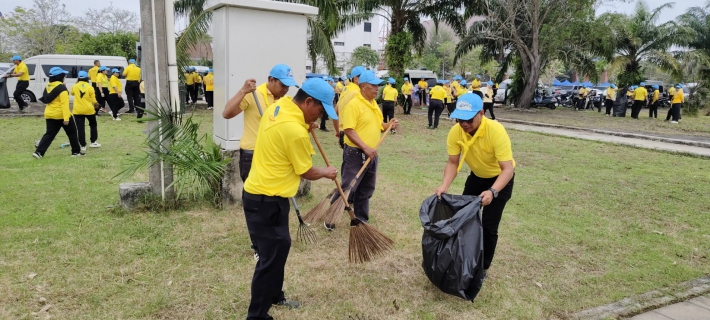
[319,76,335,132]
[88,60,101,115]
[669,84,684,123]
[470,75,482,92]
[222,64,297,259]
[333,66,366,142]
[382,78,398,129]
[401,77,413,114]
[329,70,398,229]
[483,81,496,120]
[434,93,515,279]
[5,55,31,111]
[122,59,141,113]
[108,69,124,120]
[576,85,588,110]
[631,82,648,119]
[203,68,214,110]
[451,76,461,96]
[444,80,455,116]
[649,85,660,119]
[185,67,199,104]
[428,80,447,129]
[604,84,617,116]
[95,67,110,114]
[417,78,428,107]
[457,80,469,97]
[71,71,101,150]
[34,67,83,158]
[242,77,338,319]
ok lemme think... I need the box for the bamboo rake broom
[311,129,395,263]
[302,188,335,224]
[323,120,394,226]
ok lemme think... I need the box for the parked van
[3,55,128,104]
[405,69,438,88]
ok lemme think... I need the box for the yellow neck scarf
[455,120,486,172]
[355,93,384,130]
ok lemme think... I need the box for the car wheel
[21,91,35,103]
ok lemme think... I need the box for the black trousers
[242,192,290,320]
[382,101,395,123]
[462,172,515,270]
[483,102,495,120]
[330,145,378,222]
[319,113,329,130]
[189,84,199,104]
[74,115,98,146]
[446,101,456,116]
[418,90,427,106]
[631,100,644,119]
[108,94,124,118]
[605,99,614,115]
[576,97,586,110]
[649,101,658,118]
[403,94,412,114]
[35,118,81,155]
[96,87,109,113]
[14,80,29,109]
[240,150,259,253]
[138,93,145,118]
[205,91,213,108]
[125,81,141,112]
[671,103,682,121]
[428,99,444,128]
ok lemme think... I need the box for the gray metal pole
[139,0,174,200]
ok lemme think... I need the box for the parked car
[405,69,438,89]
[494,79,512,103]
[3,54,128,104]
[0,63,12,74]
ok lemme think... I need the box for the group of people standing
[184,67,215,110]
[597,82,685,123]
[88,59,143,121]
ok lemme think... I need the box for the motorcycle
[557,92,575,108]
[530,91,557,109]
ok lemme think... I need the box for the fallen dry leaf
[39,304,52,312]
[534,282,543,288]
[27,273,37,280]
[39,297,47,304]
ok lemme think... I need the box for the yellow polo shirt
[70,81,97,116]
[193,74,202,84]
[123,64,141,81]
[16,62,30,81]
[185,73,194,85]
[43,82,71,121]
[634,86,648,101]
[383,85,398,101]
[470,79,481,90]
[401,82,413,95]
[447,117,516,178]
[244,97,315,198]
[88,66,99,84]
[418,80,428,90]
[336,82,361,131]
[444,85,454,103]
[668,87,676,97]
[452,81,460,92]
[605,88,616,100]
[96,72,109,89]
[342,93,384,149]
[204,73,214,91]
[652,90,659,103]
[672,89,684,104]
[239,83,275,151]
[483,87,494,103]
[109,75,122,94]
[336,82,344,94]
[457,87,468,97]
[430,86,447,101]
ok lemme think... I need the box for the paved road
[630,295,710,320]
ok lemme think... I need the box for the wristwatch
[488,187,498,198]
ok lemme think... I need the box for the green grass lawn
[1,111,709,319]
[494,106,710,139]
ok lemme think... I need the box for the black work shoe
[320,128,330,132]
[273,299,300,309]
[323,222,335,231]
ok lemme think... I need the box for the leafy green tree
[0,0,77,56]
[75,4,139,34]
[71,32,139,60]
[349,46,380,70]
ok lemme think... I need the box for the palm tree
[596,1,683,86]
[677,1,710,75]
[358,0,465,79]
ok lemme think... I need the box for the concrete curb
[497,118,710,149]
[573,275,710,319]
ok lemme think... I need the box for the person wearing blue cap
[665,84,677,121]
[71,71,101,150]
[604,84,617,116]
[184,68,194,104]
[33,67,83,158]
[203,68,214,110]
[333,66,366,143]
[318,77,335,132]
[483,81,496,120]
[470,75,482,92]
[123,58,141,113]
[417,78,429,107]
[243,77,339,318]
[4,55,31,111]
[434,93,516,279]
[223,64,298,261]
[107,68,125,120]
[576,84,588,111]
[328,70,398,229]
[631,82,648,119]
[427,80,447,129]
[444,80,455,117]
[401,77,413,114]
[88,60,102,114]
[382,78,398,127]
[95,66,110,114]
[668,84,684,123]
[649,84,660,119]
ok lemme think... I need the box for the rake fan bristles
[324,190,348,226]
[348,217,395,263]
[302,189,335,224]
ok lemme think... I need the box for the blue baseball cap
[358,70,384,85]
[676,84,682,88]
[451,93,483,120]
[129,59,136,64]
[301,78,338,120]
[209,68,213,73]
[388,77,395,84]
[12,55,22,61]
[653,85,659,89]
[611,84,617,89]
[460,80,467,85]
[112,68,120,73]
[404,77,409,81]
[99,66,108,71]
[487,81,493,85]
[349,66,366,79]
[640,82,645,86]
[78,71,89,78]
[269,64,297,87]
[48,67,69,76]
[476,74,481,79]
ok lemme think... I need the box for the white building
[306,18,382,76]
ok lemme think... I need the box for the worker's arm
[222,79,256,119]
[434,155,460,197]
[344,128,376,159]
[301,165,338,181]
[480,161,514,206]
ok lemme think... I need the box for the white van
[4,55,128,103]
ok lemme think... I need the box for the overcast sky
[0,0,699,31]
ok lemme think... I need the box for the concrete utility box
[206,0,318,150]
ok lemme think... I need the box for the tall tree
[677,0,710,77]
[0,0,76,56]
[75,4,139,34]
[349,45,380,70]
[71,32,140,59]
[596,1,683,86]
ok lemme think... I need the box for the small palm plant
[116,99,229,206]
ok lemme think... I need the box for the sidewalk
[630,295,710,320]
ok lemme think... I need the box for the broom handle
[351,120,394,180]
[310,129,356,219]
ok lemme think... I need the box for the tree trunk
[517,55,541,109]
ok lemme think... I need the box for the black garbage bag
[0,78,10,109]
[614,87,628,117]
[420,194,485,301]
